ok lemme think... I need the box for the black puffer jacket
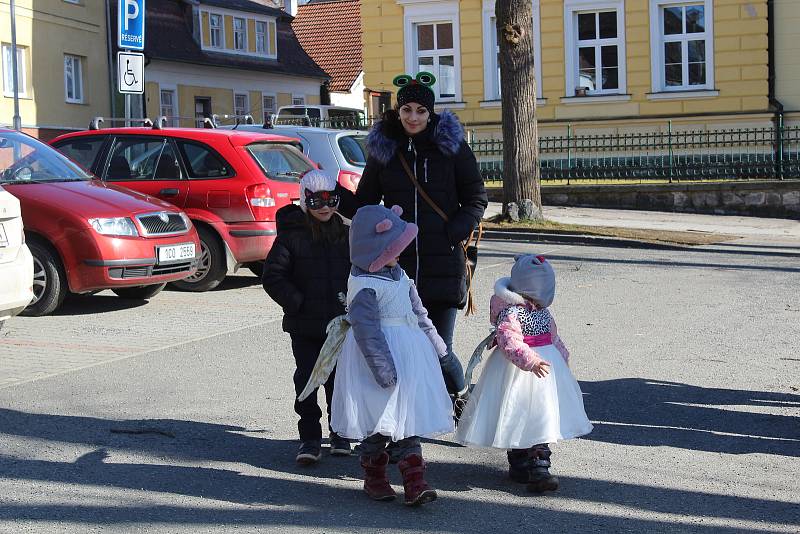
[262,204,351,337]
[339,111,487,308]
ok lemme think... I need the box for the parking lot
[1,238,799,533]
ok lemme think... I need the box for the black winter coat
[262,204,351,337]
[338,111,487,308]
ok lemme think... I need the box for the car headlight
[88,217,139,237]
[179,212,193,229]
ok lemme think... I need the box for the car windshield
[338,135,367,167]
[246,143,313,183]
[0,131,92,185]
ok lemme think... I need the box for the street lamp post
[9,0,21,130]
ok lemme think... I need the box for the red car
[0,129,200,316]
[52,125,314,291]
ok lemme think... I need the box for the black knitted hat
[397,82,435,112]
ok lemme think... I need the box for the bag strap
[397,153,449,222]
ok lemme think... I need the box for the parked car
[274,105,366,129]
[0,129,200,316]
[52,126,315,289]
[221,124,367,192]
[0,184,33,330]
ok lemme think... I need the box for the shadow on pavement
[50,294,149,316]
[0,406,797,531]
[581,378,800,457]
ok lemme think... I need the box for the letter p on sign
[118,0,145,51]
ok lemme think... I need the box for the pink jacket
[490,277,570,371]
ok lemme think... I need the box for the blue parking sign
[118,0,145,51]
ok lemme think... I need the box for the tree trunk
[496,0,542,221]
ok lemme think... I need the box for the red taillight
[337,170,362,192]
[246,183,276,221]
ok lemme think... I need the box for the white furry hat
[299,170,337,212]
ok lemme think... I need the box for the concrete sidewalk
[484,202,800,240]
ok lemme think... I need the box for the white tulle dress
[330,272,454,442]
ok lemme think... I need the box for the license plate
[157,243,195,264]
[0,223,7,247]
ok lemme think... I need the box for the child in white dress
[455,254,592,493]
[331,204,462,506]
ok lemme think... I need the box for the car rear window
[246,143,312,183]
[337,135,367,167]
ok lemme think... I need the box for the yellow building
[137,0,328,128]
[0,0,111,139]
[774,0,800,118]
[362,0,773,138]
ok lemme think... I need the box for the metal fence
[469,119,800,184]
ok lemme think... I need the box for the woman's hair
[305,211,348,243]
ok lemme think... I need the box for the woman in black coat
[263,170,352,465]
[338,75,488,393]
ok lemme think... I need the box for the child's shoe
[526,445,559,493]
[506,449,530,483]
[398,454,437,506]
[360,452,396,501]
[329,433,352,456]
[296,440,322,466]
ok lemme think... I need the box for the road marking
[593,420,800,442]
[0,317,283,391]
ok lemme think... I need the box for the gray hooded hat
[350,204,418,272]
[510,254,556,308]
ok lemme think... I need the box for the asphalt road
[0,237,798,533]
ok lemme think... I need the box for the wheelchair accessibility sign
[118,52,144,94]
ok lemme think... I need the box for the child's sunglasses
[305,189,340,210]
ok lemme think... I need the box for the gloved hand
[439,350,466,395]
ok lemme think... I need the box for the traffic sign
[118,0,145,51]
[118,51,144,94]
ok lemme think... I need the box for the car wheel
[170,226,227,292]
[22,240,67,317]
[112,283,167,300]
[246,261,264,278]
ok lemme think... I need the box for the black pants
[290,334,334,442]
[426,305,458,354]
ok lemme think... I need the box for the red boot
[398,454,437,506]
[360,452,397,501]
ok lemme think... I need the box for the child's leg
[322,369,351,456]
[359,434,396,501]
[290,335,326,463]
[396,437,437,506]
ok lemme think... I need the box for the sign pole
[10,0,21,131]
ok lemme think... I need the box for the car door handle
[159,188,179,196]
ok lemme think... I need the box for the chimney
[285,0,298,17]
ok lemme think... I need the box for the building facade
[362,0,773,138]
[134,0,327,128]
[0,0,111,139]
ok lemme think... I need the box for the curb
[482,229,696,251]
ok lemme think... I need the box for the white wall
[329,72,366,111]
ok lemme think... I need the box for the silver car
[224,125,367,191]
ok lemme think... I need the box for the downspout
[106,0,116,119]
[767,0,785,179]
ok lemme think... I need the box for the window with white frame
[650,0,713,91]
[414,22,456,99]
[255,21,267,54]
[262,94,276,123]
[564,0,626,96]
[209,14,223,48]
[64,54,84,103]
[2,44,27,97]
[292,96,305,105]
[234,93,249,116]
[233,17,246,51]
[483,0,541,101]
[160,89,177,126]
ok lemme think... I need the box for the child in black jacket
[263,170,352,465]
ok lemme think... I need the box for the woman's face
[399,103,430,135]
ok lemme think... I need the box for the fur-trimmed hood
[367,110,464,165]
[489,277,528,325]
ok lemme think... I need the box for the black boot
[507,449,530,483]
[526,444,559,493]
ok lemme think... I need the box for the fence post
[776,112,785,180]
[566,123,572,186]
[667,120,674,184]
